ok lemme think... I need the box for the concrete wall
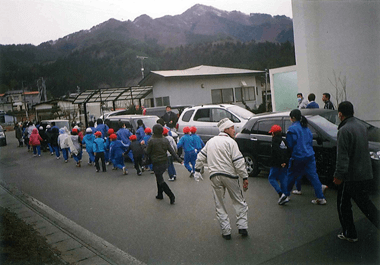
[145,75,264,109]
[292,0,380,126]
[270,65,298,112]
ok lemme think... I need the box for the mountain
[44,4,293,50]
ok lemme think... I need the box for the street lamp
[136,56,148,79]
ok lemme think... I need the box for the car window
[181,110,194,122]
[135,117,159,129]
[211,108,239,123]
[257,119,282,135]
[194,109,211,122]
[284,119,319,135]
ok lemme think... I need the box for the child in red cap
[109,133,129,175]
[177,126,196,177]
[268,125,290,205]
[71,128,83,167]
[126,134,145,175]
[104,128,114,166]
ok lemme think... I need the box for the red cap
[269,125,282,133]
[110,134,117,140]
[190,126,197,133]
[129,135,137,141]
[144,127,152,134]
[163,128,169,136]
[94,131,102,137]
[72,128,78,134]
[108,128,114,134]
[183,126,191,134]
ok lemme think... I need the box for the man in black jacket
[333,101,379,242]
[322,93,335,109]
[162,106,177,129]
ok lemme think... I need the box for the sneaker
[322,184,328,194]
[156,195,163,200]
[278,194,290,205]
[189,172,194,178]
[292,190,302,195]
[173,175,177,180]
[239,229,248,237]
[33,154,37,157]
[50,152,54,155]
[123,167,128,175]
[38,154,41,157]
[106,162,110,166]
[65,160,68,163]
[311,198,327,205]
[168,177,174,181]
[138,172,142,176]
[56,157,60,160]
[337,233,358,243]
[170,196,175,205]
[222,234,231,240]
[96,169,99,172]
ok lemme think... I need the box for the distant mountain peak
[184,4,229,17]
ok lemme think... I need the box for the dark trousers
[95,152,106,172]
[153,163,174,199]
[337,180,380,238]
[133,155,143,174]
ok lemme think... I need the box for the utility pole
[22,81,28,120]
[265,69,268,112]
[136,56,148,79]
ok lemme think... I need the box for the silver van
[176,104,255,142]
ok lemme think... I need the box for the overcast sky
[0,0,292,46]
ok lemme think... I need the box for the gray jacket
[334,117,373,181]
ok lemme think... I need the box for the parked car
[235,109,380,188]
[104,114,178,141]
[176,104,255,142]
[100,109,130,120]
[143,105,192,122]
[0,125,7,146]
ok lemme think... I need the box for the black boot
[162,182,175,204]
[156,182,163,200]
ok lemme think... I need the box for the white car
[176,104,255,142]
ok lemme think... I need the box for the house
[138,65,267,110]
[292,0,380,126]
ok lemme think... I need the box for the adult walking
[286,109,326,205]
[14,123,23,147]
[194,118,249,240]
[162,106,177,129]
[146,124,182,205]
[333,101,379,242]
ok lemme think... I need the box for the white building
[138,65,267,110]
[292,0,380,126]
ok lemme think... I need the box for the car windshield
[227,106,255,120]
[308,115,338,138]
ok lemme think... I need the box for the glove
[194,171,203,182]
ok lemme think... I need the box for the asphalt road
[1,133,379,265]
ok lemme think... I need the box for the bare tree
[328,70,347,106]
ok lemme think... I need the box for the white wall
[292,0,380,126]
[147,75,263,109]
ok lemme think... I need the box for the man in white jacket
[194,118,249,240]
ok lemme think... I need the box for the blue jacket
[110,140,129,161]
[117,128,132,145]
[83,134,95,152]
[95,124,109,138]
[136,126,145,142]
[286,121,315,160]
[93,137,106,153]
[191,133,204,152]
[177,134,195,152]
[306,101,319,109]
[143,134,152,144]
[105,137,111,151]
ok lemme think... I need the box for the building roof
[23,91,39,95]
[139,65,265,86]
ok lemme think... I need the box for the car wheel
[243,153,259,177]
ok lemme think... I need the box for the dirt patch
[0,206,63,264]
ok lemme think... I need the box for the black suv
[235,109,380,187]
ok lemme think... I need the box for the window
[257,119,282,135]
[211,88,234,104]
[235,87,256,102]
[181,110,194,122]
[194,108,211,122]
[155,96,170,107]
[211,108,239,123]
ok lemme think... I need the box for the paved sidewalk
[0,183,144,265]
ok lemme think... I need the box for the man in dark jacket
[161,106,177,129]
[146,124,182,204]
[333,101,379,242]
[322,93,335,110]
